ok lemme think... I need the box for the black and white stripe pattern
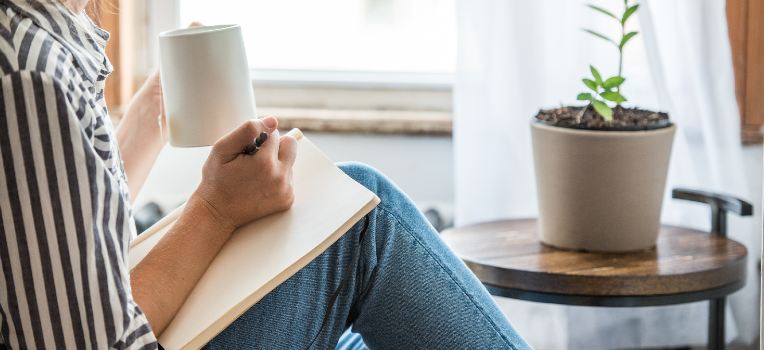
[1,1,157,348]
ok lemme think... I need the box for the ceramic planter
[531,122,676,252]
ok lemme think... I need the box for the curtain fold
[453,0,759,348]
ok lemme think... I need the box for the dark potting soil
[534,105,671,131]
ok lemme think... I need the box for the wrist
[185,193,236,241]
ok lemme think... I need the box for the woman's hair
[60,0,102,24]
[88,1,101,25]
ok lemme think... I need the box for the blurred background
[97,0,762,349]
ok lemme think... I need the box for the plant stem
[617,2,625,94]
[617,48,623,94]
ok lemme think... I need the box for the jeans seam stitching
[376,205,520,350]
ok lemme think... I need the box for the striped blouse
[0,1,157,348]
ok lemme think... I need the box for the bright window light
[178,0,456,74]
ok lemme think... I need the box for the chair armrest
[672,188,753,216]
[672,188,753,236]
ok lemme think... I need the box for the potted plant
[531,0,675,252]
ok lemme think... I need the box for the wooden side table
[442,189,753,350]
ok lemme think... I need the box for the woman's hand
[190,116,298,233]
[125,70,166,139]
[117,70,166,200]
[121,20,203,147]
[132,117,296,334]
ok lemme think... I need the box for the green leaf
[603,76,625,89]
[622,4,640,24]
[577,92,593,101]
[587,4,619,21]
[582,29,618,47]
[590,65,603,85]
[600,91,627,103]
[582,78,598,91]
[619,31,639,49]
[591,100,613,121]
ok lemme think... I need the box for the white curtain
[453,0,759,348]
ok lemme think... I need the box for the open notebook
[128,129,380,349]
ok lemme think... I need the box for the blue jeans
[204,162,532,349]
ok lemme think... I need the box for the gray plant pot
[531,122,676,252]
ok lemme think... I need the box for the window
[106,0,760,139]
[126,0,455,133]
[178,0,455,79]
[142,0,456,87]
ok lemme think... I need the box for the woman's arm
[116,71,166,200]
[130,197,234,334]
[130,117,298,335]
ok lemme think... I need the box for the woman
[0,0,531,349]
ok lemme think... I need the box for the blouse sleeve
[0,71,157,349]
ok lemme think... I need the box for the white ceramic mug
[159,24,256,147]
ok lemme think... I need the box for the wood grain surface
[442,219,748,296]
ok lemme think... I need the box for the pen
[242,128,304,155]
[243,132,268,155]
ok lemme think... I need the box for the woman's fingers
[261,116,278,130]
[258,128,280,161]
[257,116,280,161]
[278,135,298,166]
[212,119,271,161]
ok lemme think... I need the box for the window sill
[259,107,452,135]
[110,107,453,136]
[258,107,451,135]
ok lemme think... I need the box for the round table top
[441,219,748,300]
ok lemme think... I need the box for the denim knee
[337,161,387,196]
[337,161,421,231]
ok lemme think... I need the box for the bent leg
[337,162,530,349]
[205,162,531,349]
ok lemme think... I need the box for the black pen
[242,128,304,155]
[243,132,269,155]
